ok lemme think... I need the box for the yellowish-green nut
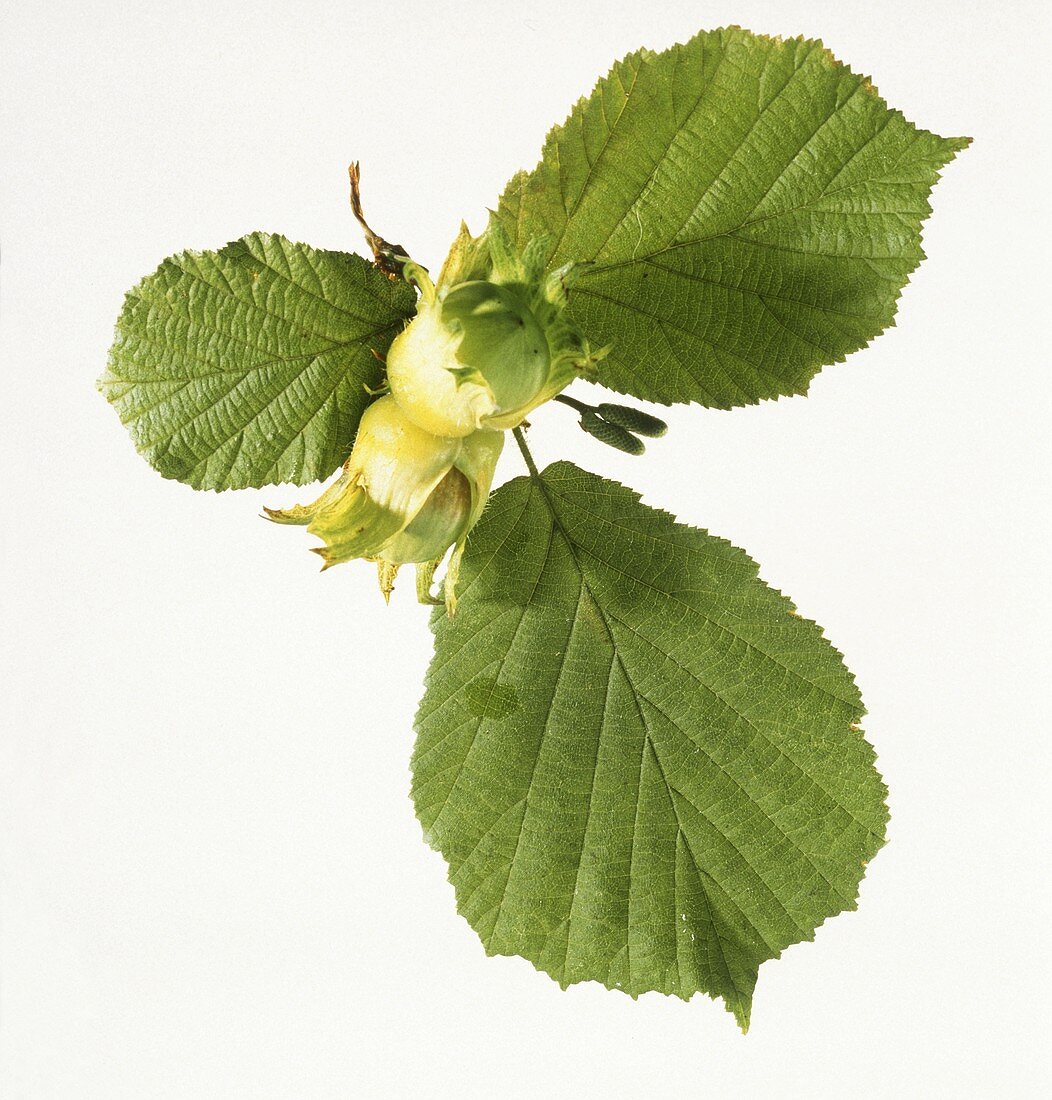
[385,219,607,438]
[264,395,503,613]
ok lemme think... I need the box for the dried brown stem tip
[348,162,410,279]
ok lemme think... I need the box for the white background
[2,1,1049,1095]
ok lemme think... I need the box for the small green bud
[579,410,645,455]
[595,403,668,438]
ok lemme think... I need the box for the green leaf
[100,233,416,490]
[412,461,887,1028]
[497,27,969,408]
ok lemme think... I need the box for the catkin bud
[595,403,668,438]
[579,410,645,455]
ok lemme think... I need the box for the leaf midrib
[515,467,755,995]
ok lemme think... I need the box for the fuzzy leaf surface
[412,462,887,1027]
[100,233,415,490]
[498,26,968,407]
